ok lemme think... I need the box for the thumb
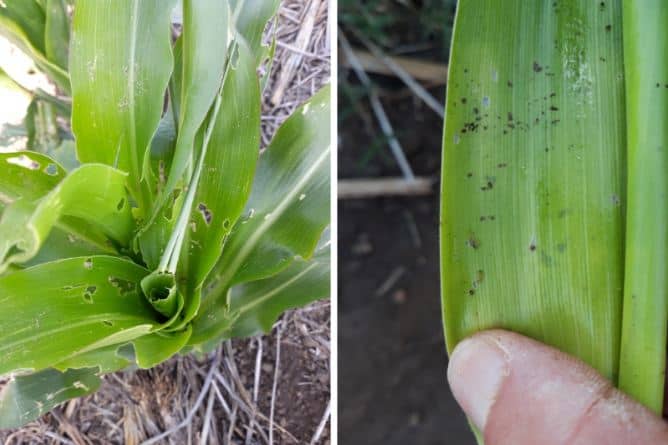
[447,330,668,445]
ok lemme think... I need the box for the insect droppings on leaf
[198,203,212,225]
[117,198,125,211]
[83,258,93,270]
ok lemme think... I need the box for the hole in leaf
[44,163,58,176]
[83,258,93,269]
[222,219,230,230]
[6,155,39,170]
[108,276,136,295]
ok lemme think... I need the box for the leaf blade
[192,86,331,342]
[177,39,261,323]
[0,164,134,271]
[441,1,625,381]
[70,0,176,211]
[0,256,158,376]
[0,367,101,429]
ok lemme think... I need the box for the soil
[234,303,331,444]
[338,75,475,443]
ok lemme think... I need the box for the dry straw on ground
[0,0,331,443]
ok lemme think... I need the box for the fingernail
[447,336,509,430]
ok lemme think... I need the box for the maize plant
[441,0,666,441]
[0,0,330,427]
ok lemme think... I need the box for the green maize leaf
[168,36,183,125]
[214,85,330,288]
[131,326,191,369]
[144,104,177,199]
[25,99,61,155]
[177,39,261,325]
[0,153,111,264]
[229,242,330,338]
[0,367,101,429]
[0,14,69,94]
[191,86,331,344]
[0,65,31,98]
[618,0,668,413]
[441,0,625,388]
[259,20,278,93]
[0,151,66,202]
[0,256,158,376]
[232,0,280,65]
[20,223,109,268]
[193,243,329,350]
[0,0,46,54]
[151,0,230,225]
[70,0,176,213]
[0,164,134,272]
[137,106,179,270]
[139,271,184,320]
[44,0,69,70]
[53,343,134,374]
[137,191,183,272]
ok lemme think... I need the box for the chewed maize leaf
[0,256,158,376]
[0,151,66,202]
[441,0,625,383]
[177,39,261,325]
[0,164,134,272]
[229,242,330,339]
[70,0,176,212]
[44,0,69,70]
[0,367,101,429]
[232,0,280,65]
[148,0,230,225]
[53,343,134,375]
[191,86,331,345]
